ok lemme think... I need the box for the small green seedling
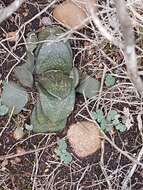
[105,74,116,87]
[92,109,126,132]
[55,139,72,165]
[107,110,126,132]
[91,110,106,131]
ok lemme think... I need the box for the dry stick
[86,1,143,167]
[0,142,56,161]
[0,0,25,24]
[14,0,58,48]
[86,1,123,48]
[0,107,15,137]
[97,123,143,168]
[121,113,143,190]
[100,140,112,190]
[96,65,107,109]
[87,0,143,96]
[113,0,143,96]
[17,0,57,34]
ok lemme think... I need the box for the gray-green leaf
[77,76,100,98]
[107,110,118,122]
[70,67,79,88]
[1,82,28,114]
[115,123,126,132]
[38,70,73,99]
[35,26,73,75]
[35,41,73,74]
[91,110,105,123]
[105,74,116,87]
[39,88,75,122]
[31,101,67,133]
[14,65,33,88]
[57,139,67,150]
[0,105,9,116]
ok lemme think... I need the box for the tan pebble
[67,121,101,158]
[14,157,21,163]
[13,127,24,140]
[53,1,88,29]
[16,146,26,154]
[6,31,19,42]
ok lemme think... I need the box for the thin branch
[0,0,25,24]
[0,142,56,161]
[121,113,143,190]
[114,0,143,96]
[86,1,123,48]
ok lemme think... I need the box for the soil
[0,1,143,190]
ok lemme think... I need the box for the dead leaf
[13,127,24,140]
[123,107,134,130]
[6,31,19,42]
[16,146,26,154]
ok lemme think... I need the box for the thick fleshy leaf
[38,70,73,99]
[69,67,79,88]
[105,74,116,87]
[37,26,72,56]
[14,64,33,88]
[26,32,38,53]
[25,52,35,73]
[37,26,64,41]
[0,104,9,116]
[36,41,73,74]
[39,88,75,122]
[76,76,100,98]
[31,101,67,133]
[35,26,73,74]
[1,82,28,114]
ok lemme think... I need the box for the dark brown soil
[0,1,143,190]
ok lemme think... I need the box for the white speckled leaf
[39,88,75,122]
[31,101,67,133]
[36,41,73,74]
[35,26,73,74]
[39,70,73,99]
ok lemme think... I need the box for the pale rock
[67,121,101,158]
[53,0,96,29]
[13,127,24,140]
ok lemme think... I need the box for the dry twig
[114,0,143,96]
[0,0,25,24]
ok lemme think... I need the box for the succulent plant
[1,25,101,134]
[29,26,76,133]
[35,26,73,75]
[38,70,73,99]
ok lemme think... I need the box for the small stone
[53,1,87,29]
[67,121,101,158]
[53,0,96,29]
[13,127,24,140]
[41,17,52,26]
[6,31,19,42]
